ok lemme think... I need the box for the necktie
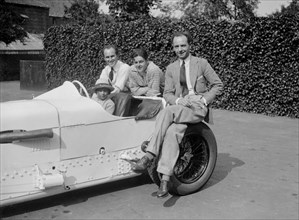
[109,67,114,81]
[180,61,188,97]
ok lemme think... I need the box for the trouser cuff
[157,167,173,176]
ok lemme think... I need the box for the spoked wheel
[147,122,217,196]
[174,129,210,183]
[72,80,90,98]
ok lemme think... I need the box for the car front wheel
[147,122,217,196]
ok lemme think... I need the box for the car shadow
[203,152,245,189]
[0,174,153,218]
[162,153,245,207]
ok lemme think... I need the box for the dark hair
[172,31,192,44]
[132,48,148,60]
[103,44,119,55]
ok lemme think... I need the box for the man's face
[173,35,190,60]
[104,48,118,67]
[96,88,110,100]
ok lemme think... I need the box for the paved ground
[0,81,298,219]
[0,81,47,102]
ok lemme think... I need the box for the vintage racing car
[0,80,217,207]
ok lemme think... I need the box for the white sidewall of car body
[0,81,162,207]
[0,100,59,131]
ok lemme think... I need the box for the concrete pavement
[0,81,46,102]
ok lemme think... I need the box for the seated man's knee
[161,105,183,115]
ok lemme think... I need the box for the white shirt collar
[179,54,191,66]
[111,60,121,72]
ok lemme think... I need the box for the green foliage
[0,0,28,44]
[270,0,299,17]
[44,15,299,118]
[106,0,161,21]
[162,0,259,20]
[232,0,259,20]
[64,0,113,25]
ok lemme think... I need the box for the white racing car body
[0,81,163,207]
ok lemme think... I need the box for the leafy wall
[44,15,299,118]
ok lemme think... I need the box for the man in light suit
[132,31,223,198]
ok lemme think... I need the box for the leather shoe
[141,141,149,153]
[157,180,169,198]
[131,156,152,173]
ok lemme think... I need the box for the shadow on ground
[204,153,245,189]
[162,153,245,207]
[0,174,152,218]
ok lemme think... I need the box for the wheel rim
[173,132,209,184]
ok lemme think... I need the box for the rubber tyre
[147,122,217,196]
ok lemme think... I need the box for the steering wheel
[72,80,90,98]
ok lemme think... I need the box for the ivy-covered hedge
[44,15,299,118]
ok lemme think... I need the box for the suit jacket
[163,55,223,123]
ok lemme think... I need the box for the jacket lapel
[174,59,181,87]
[189,56,198,89]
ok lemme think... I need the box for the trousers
[146,99,208,176]
[110,92,131,116]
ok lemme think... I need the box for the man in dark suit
[132,31,223,198]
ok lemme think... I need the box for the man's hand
[177,98,192,107]
[146,89,160,97]
[196,100,206,109]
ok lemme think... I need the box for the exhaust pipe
[0,129,53,143]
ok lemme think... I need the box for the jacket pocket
[195,76,207,93]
